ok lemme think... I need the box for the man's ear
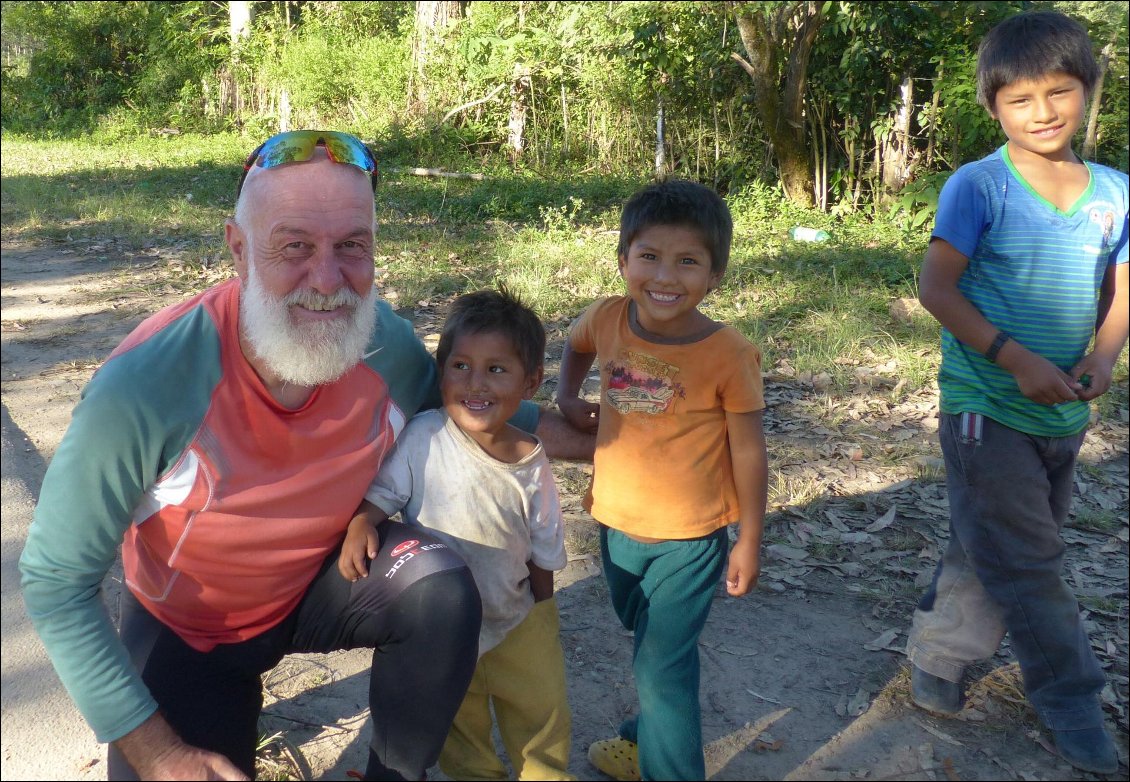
[225,219,248,278]
[617,253,627,277]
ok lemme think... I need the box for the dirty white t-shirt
[365,409,567,655]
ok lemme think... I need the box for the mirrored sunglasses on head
[237,130,378,197]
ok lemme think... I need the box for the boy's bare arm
[725,409,768,598]
[1072,262,1129,400]
[556,340,600,433]
[919,238,1083,405]
[527,562,555,602]
[338,499,389,582]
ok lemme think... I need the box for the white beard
[240,263,377,387]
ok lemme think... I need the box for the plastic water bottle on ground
[788,226,830,242]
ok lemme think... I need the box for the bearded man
[19,131,593,782]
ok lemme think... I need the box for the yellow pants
[439,597,575,781]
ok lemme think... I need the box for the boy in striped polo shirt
[906,11,1127,775]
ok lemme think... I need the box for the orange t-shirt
[569,296,764,539]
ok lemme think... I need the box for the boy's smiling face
[439,329,541,446]
[618,223,721,339]
[991,71,1087,163]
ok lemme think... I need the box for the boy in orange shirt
[557,179,768,781]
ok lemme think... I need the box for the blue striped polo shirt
[931,145,1128,436]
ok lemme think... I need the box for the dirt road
[2,240,1126,780]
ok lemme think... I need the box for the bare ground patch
[2,241,1126,781]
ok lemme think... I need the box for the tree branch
[439,83,507,125]
[729,51,758,79]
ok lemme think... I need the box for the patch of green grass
[1,134,246,250]
[914,457,946,484]
[6,133,1125,410]
[1079,595,1122,615]
[808,541,843,562]
[768,471,827,511]
[1069,508,1123,534]
[566,527,601,557]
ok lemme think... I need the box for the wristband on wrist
[984,331,1011,363]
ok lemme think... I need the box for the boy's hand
[725,535,761,597]
[1070,353,1115,401]
[557,395,600,433]
[1002,344,1083,405]
[338,515,380,582]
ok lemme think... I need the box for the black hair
[976,11,1099,110]
[618,179,733,277]
[436,285,546,378]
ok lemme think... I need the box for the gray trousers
[907,412,1106,731]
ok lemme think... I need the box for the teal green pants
[600,525,727,781]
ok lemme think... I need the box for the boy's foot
[588,737,640,781]
[1052,726,1119,775]
[910,666,962,715]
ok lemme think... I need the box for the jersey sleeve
[18,309,218,743]
[19,374,176,741]
[931,165,991,258]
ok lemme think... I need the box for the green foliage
[1,0,1127,207]
[885,171,952,234]
[1,1,228,135]
[2,1,153,131]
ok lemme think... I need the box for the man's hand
[557,395,600,433]
[114,713,249,781]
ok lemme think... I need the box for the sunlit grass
[3,133,1125,403]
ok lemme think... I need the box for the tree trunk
[508,64,531,163]
[925,59,943,169]
[409,1,464,116]
[731,1,823,208]
[882,74,913,191]
[227,2,253,122]
[1082,40,1113,161]
[229,1,251,49]
[655,99,666,178]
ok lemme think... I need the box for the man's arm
[919,238,1083,405]
[534,406,596,461]
[19,385,161,744]
[113,713,248,780]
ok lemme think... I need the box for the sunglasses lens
[322,135,376,174]
[256,134,317,168]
